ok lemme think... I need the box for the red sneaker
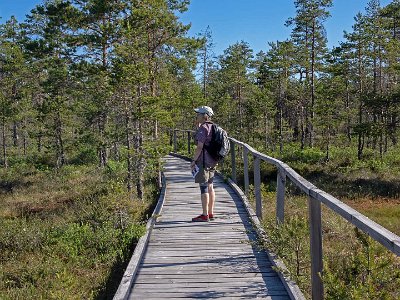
[209,214,215,221]
[192,214,209,222]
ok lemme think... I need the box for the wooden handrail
[172,129,400,300]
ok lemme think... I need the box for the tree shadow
[303,170,400,198]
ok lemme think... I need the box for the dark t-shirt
[195,122,218,168]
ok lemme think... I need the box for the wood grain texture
[128,155,292,299]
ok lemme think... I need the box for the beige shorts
[194,165,215,184]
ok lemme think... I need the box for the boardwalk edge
[225,176,306,300]
[170,152,305,300]
[113,173,167,300]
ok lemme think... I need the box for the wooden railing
[171,129,400,300]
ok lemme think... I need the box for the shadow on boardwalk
[127,155,294,299]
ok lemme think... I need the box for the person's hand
[190,160,195,170]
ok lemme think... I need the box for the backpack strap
[202,144,205,168]
[201,121,214,168]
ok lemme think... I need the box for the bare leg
[208,183,215,215]
[201,192,209,216]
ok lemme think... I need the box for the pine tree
[380,0,400,148]
[286,0,332,147]
[71,0,127,167]
[24,0,79,167]
[217,41,254,137]
[0,17,28,167]
[256,41,296,152]
[344,13,371,160]
[197,25,215,100]
[112,0,197,198]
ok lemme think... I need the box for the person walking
[190,106,218,222]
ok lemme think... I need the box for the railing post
[173,130,177,153]
[187,131,191,154]
[254,156,262,220]
[230,140,236,183]
[308,196,324,300]
[276,167,286,224]
[243,147,249,197]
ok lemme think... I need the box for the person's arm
[190,142,204,169]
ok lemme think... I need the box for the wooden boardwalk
[128,155,292,299]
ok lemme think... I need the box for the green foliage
[69,146,98,165]
[264,215,310,282]
[259,194,400,300]
[1,0,400,298]
[105,159,127,179]
[0,161,153,299]
[324,229,400,300]
[281,145,326,164]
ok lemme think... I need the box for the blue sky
[0,0,393,55]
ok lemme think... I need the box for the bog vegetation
[1,0,399,299]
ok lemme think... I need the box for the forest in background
[1,0,400,198]
[1,0,400,299]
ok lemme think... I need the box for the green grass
[257,192,400,300]
[225,142,400,299]
[348,199,400,235]
[0,160,155,299]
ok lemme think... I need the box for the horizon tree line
[1,0,400,197]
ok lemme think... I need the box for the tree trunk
[238,77,243,133]
[13,121,18,147]
[22,118,27,156]
[390,114,397,146]
[325,128,330,162]
[154,119,158,140]
[301,106,305,150]
[125,100,133,193]
[309,19,316,148]
[264,110,268,150]
[357,45,364,160]
[99,15,109,168]
[55,110,65,168]
[279,105,283,154]
[98,112,107,167]
[203,44,207,99]
[345,81,351,143]
[278,82,284,154]
[135,87,145,201]
[2,116,8,168]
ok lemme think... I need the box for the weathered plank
[126,155,295,299]
[308,196,323,300]
[276,167,286,224]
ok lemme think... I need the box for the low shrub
[0,161,154,300]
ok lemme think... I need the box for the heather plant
[0,161,152,299]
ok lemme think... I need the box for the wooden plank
[131,287,288,293]
[225,175,307,300]
[308,196,323,300]
[254,156,262,220]
[124,155,294,300]
[311,189,400,256]
[136,269,281,275]
[133,294,290,300]
[130,293,291,300]
[131,291,288,298]
[243,147,250,197]
[276,167,286,224]
[134,275,280,283]
[230,140,236,183]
